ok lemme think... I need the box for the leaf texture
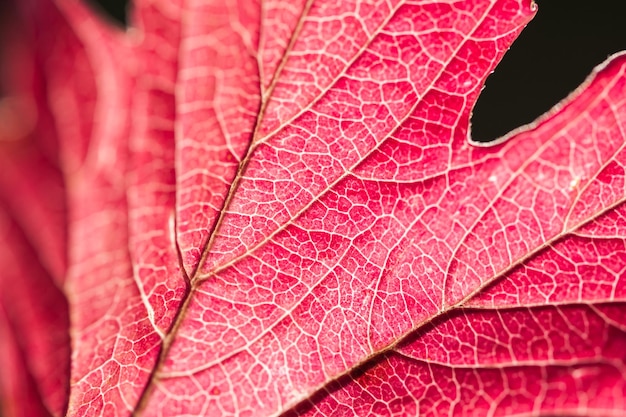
[1,0,625,416]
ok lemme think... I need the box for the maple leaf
[1,0,626,416]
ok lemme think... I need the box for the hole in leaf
[85,0,128,26]
[471,0,626,142]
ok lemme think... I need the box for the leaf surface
[1,0,626,416]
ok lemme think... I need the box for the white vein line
[392,348,625,370]
[562,74,626,228]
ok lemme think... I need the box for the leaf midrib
[134,0,546,414]
[148,0,501,382]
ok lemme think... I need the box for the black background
[84,0,626,142]
[472,0,626,141]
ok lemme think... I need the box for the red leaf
[1,0,626,416]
